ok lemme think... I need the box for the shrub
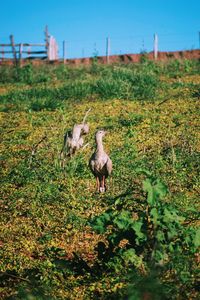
[0,66,16,83]
[90,171,199,298]
[29,97,63,111]
[95,77,131,99]
[165,59,200,78]
[130,71,159,99]
[59,81,93,100]
[15,64,34,84]
[95,67,160,100]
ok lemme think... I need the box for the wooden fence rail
[0,27,58,65]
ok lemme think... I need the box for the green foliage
[165,59,200,78]
[90,171,199,298]
[0,66,16,83]
[1,60,198,112]
[139,52,149,64]
[94,66,160,100]
[192,84,200,98]
[141,170,168,205]
[16,65,34,84]
[0,61,199,299]
[119,113,144,127]
[0,63,162,112]
[132,71,160,99]
[29,97,64,111]
[127,270,169,300]
[95,77,131,99]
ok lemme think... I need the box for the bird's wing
[106,156,112,176]
[89,152,112,177]
[77,137,84,149]
[89,154,96,175]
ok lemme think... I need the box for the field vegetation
[0,58,200,299]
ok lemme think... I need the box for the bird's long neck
[96,136,104,153]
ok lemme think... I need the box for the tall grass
[0,59,199,112]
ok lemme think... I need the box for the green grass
[0,61,200,299]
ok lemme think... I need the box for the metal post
[154,33,158,60]
[106,37,110,64]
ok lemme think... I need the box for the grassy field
[0,59,200,299]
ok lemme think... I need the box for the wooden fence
[0,26,58,65]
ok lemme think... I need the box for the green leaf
[132,221,146,243]
[143,178,155,206]
[156,230,165,242]
[169,242,174,252]
[150,207,159,225]
[122,249,143,268]
[163,208,185,224]
[154,180,168,199]
[122,248,136,263]
[136,168,152,177]
[152,249,164,262]
[113,210,132,230]
[167,229,177,240]
[142,175,168,206]
[163,208,173,222]
[103,212,112,222]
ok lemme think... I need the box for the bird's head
[96,130,107,139]
[81,123,89,135]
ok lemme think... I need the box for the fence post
[154,33,158,60]
[106,36,110,63]
[19,43,23,67]
[10,34,17,66]
[63,40,66,64]
[45,25,49,60]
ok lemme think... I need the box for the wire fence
[0,31,199,61]
[58,31,200,59]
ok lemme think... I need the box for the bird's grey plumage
[60,109,91,163]
[61,123,89,158]
[67,124,86,155]
[89,130,112,193]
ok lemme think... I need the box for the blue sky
[0,0,199,58]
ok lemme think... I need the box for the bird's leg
[102,176,105,191]
[96,177,100,192]
[100,176,105,193]
[103,176,106,192]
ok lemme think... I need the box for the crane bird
[64,123,89,156]
[60,109,91,161]
[89,130,112,193]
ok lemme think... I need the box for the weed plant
[0,59,199,299]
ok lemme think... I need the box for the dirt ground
[0,49,199,66]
